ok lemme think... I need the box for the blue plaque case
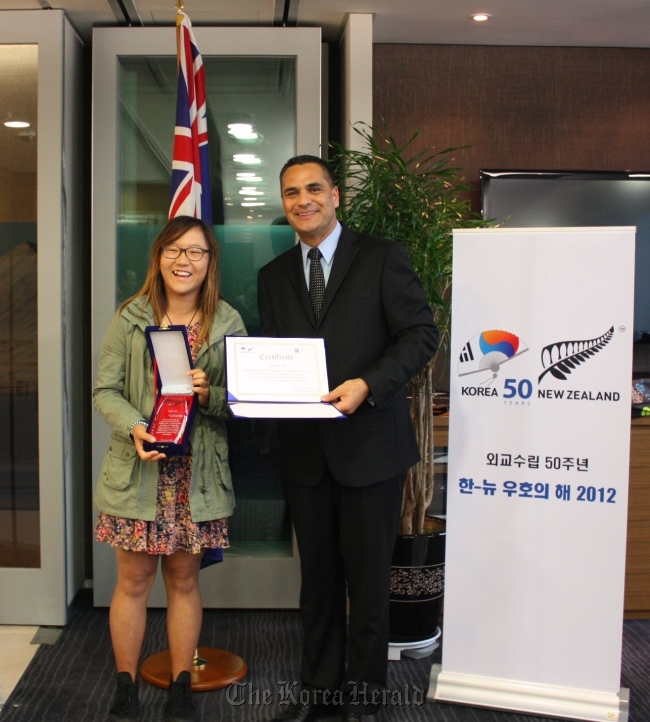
[143,325,198,456]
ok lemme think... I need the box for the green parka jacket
[93,296,246,522]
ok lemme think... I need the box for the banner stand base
[428,664,630,722]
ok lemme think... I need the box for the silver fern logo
[538,327,614,384]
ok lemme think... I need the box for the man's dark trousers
[285,469,405,711]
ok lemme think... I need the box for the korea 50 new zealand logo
[457,326,619,404]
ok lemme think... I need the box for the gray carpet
[1,591,648,721]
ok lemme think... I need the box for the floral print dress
[94,321,229,555]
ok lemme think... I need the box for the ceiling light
[239,189,264,196]
[233,154,261,164]
[472,13,491,22]
[236,173,262,180]
[241,202,266,207]
[228,123,258,140]
[4,120,30,128]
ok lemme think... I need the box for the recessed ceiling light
[233,154,261,164]
[228,123,258,140]
[472,13,491,22]
[4,120,30,128]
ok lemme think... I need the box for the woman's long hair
[121,216,220,349]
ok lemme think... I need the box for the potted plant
[331,122,486,644]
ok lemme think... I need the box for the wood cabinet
[625,418,650,617]
[433,415,650,618]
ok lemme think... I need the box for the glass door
[92,27,321,607]
[0,42,40,572]
[0,11,84,625]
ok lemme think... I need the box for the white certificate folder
[225,336,345,419]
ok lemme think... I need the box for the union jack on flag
[169,10,212,224]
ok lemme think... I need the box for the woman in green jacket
[94,216,246,722]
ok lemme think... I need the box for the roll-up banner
[429,228,635,722]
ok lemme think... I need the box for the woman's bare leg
[161,550,203,678]
[110,548,159,678]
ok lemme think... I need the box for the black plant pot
[389,532,446,643]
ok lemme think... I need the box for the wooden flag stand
[141,647,248,692]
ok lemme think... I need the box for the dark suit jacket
[257,224,439,487]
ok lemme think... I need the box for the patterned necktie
[308,247,326,320]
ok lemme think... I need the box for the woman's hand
[131,423,166,461]
[188,368,210,407]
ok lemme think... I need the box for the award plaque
[143,325,197,456]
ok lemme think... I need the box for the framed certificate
[225,337,345,419]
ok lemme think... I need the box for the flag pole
[139,0,246,692]
[193,649,207,671]
[175,0,183,68]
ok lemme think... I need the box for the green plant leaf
[331,120,491,351]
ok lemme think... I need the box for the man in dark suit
[257,156,438,722]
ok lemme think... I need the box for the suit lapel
[284,243,316,327]
[317,225,359,327]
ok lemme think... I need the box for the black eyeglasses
[162,245,210,262]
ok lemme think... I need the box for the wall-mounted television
[481,170,650,347]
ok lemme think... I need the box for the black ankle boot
[163,671,197,721]
[109,672,140,720]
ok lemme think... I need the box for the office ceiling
[1,0,650,46]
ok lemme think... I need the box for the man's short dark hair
[280,155,336,187]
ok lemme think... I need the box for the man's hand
[321,378,370,415]
[131,423,166,462]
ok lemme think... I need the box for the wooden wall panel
[373,45,650,209]
[0,166,36,222]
